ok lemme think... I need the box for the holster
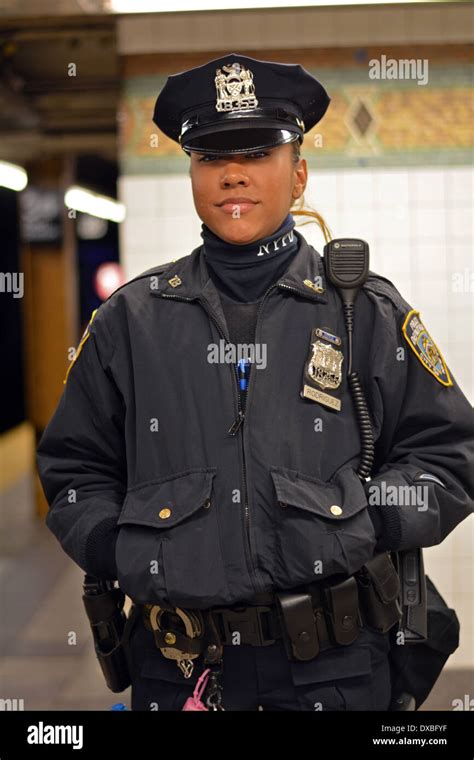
[82,576,131,693]
[356,552,402,634]
[394,548,428,642]
[389,574,459,710]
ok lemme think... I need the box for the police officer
[37,54,474,711]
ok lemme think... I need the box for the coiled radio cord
[343,302,375,481]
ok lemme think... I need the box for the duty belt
[141,577,362,667]
[142,594,336,648]
[139,554,402,675]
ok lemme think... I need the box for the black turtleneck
[201,213,299,348]
[201,213,298,303]
[201,214,300,409]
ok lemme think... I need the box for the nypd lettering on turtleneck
[257,229,295,257]
[201,214,299,301]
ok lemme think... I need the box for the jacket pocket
[115,468,231,608]
[270,466,377,588]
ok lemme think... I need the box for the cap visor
[183,126,301,154]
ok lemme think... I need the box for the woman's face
[190,142,307,244]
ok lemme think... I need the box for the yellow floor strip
[0,421,35,492]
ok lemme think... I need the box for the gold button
[159,508,171,519]
[330,505,343,516]
[164,632,176,645]
[203,498,211,509]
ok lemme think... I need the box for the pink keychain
[182,668,210,711]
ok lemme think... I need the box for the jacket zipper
[226,278,325,574]
[157,280,324,595]
[218,279,325,583]
[157,290,263,593]
[225,281,281,593]
[277,282,325,298]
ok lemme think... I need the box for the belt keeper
[275,592,319,661]
[324,577,360,646]
[202,610,224,664]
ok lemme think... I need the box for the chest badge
[301,327,344,411]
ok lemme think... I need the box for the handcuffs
[147,603,225,710]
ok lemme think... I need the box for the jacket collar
[151,230,328,306]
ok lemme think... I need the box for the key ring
[204,669,225,711]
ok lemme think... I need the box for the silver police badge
[308,340,343,390]
[301,328,344,411]
[215,62,258,112]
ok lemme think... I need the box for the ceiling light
[0,161,28,192]
[65,186,126,223]
[108,0,445,13]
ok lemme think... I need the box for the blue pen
[237,359,251,392]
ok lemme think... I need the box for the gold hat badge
[215,62,258,113]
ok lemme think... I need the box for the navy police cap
[153,53,330,155]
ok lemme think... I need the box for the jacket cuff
[83,517,119,580]
[367,502,402,552]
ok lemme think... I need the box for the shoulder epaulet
[103,259,177,304]
[363,271,410,314]
[64,259,178,384]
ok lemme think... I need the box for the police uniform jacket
[36,233,474,610]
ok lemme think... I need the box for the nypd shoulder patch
[402,309,452,387]
[63,308,98,384]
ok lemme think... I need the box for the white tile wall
[119,165,474,400]
[119,165,474,666]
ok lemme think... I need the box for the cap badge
[215,62,258,113]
